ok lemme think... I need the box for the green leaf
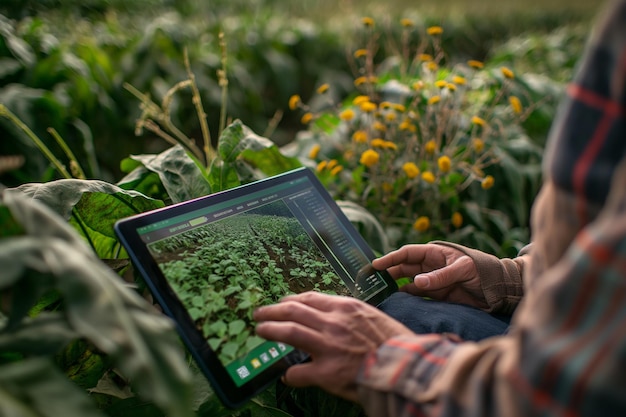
[1,191,194,417]
[239,145,302,177]
[228,319,246,336]
[5,179,164,259]
[0,357,107,417]
[209,120,301,192]
[130,145,211,203]
[99,396,165,417]
[117,166,167,201]
[0,313,77,356]
[220,342,239,360]
[207,160,240,194]
[0,205,24,237]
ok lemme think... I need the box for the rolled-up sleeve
[356,1,626,415]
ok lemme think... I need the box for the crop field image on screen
[146,199,350,365]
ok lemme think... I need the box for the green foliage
[0,2,594,416]
[0,190,194,417]
[287,21,545,256]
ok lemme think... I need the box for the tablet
[114,167,397,408]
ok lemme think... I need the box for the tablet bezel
[114,167,397,408]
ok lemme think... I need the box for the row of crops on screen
[149,203,348,363]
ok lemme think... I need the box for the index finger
[372,245,432,277]
[254,294,330,326]
[372,245,421,268]
[279,291,348,312]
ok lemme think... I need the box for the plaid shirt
[357,1,626,415]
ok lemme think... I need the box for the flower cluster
[289,18,534,246]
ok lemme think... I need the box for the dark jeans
[378,292,511,341]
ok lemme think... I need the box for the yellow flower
[316,160,328,172]
[402,162,420,179]
[428,95,441,105]
[425,140,437,154]
[437,155,451,173]
[380,101,392,109]
[434,80,447,88]
[509,96,523,114]
[308,144,321,159]
[368,75,378,83]
[330,165,344,176]
[413,216,430,232]
[392,103,406,112]
[446,83,457,91]
[418,53,433,62]
[421,171,436,184]
[399,120,416,132]
[354,49,368,58]
[501,66,515,79]
[452,75,466,85]
[360,101,377,113]
[426,26,443,36]
[317,83,330,94]
[371,138,386,148]
[471,116,487,127]
[400,18,414,27]
[288,95,301,110]
[327,159,338,170]
[451,212,463,228]
[373,121,387,131]
[353,130,368,143]
[426,62,439,71]
[412,80,424,90]
[360,149,380,168]
[385,112,397,122]
[467,60,484,69]
[353,95,370,105]
[362,17,375,27]
[384,141,398,150]
[481,175,495,190]
[340,108,355,121]
[472,138,485,153]
[354,76,368,86]
[301,112,313,124]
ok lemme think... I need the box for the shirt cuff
[430,241,527,314]
[357,333,461,408]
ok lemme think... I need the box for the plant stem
[124,82,205,161]
[217,32,229,142]
[48,127,86,179]
[184,49,215,167]
[0,104,71,179]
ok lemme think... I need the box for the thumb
[413,255,474,290]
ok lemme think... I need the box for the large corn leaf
[122,144,211,203]
[5,179,164,259]
[0,190,194,417]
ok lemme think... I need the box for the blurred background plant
[287,18,545,255]
[0,0,604,416]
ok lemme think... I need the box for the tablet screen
[115,167,397,407]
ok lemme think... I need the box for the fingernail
[415,276,429,288]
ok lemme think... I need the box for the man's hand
[254,291,413,402]
[372,243,488,309]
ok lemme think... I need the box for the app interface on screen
[137,176,390,386]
